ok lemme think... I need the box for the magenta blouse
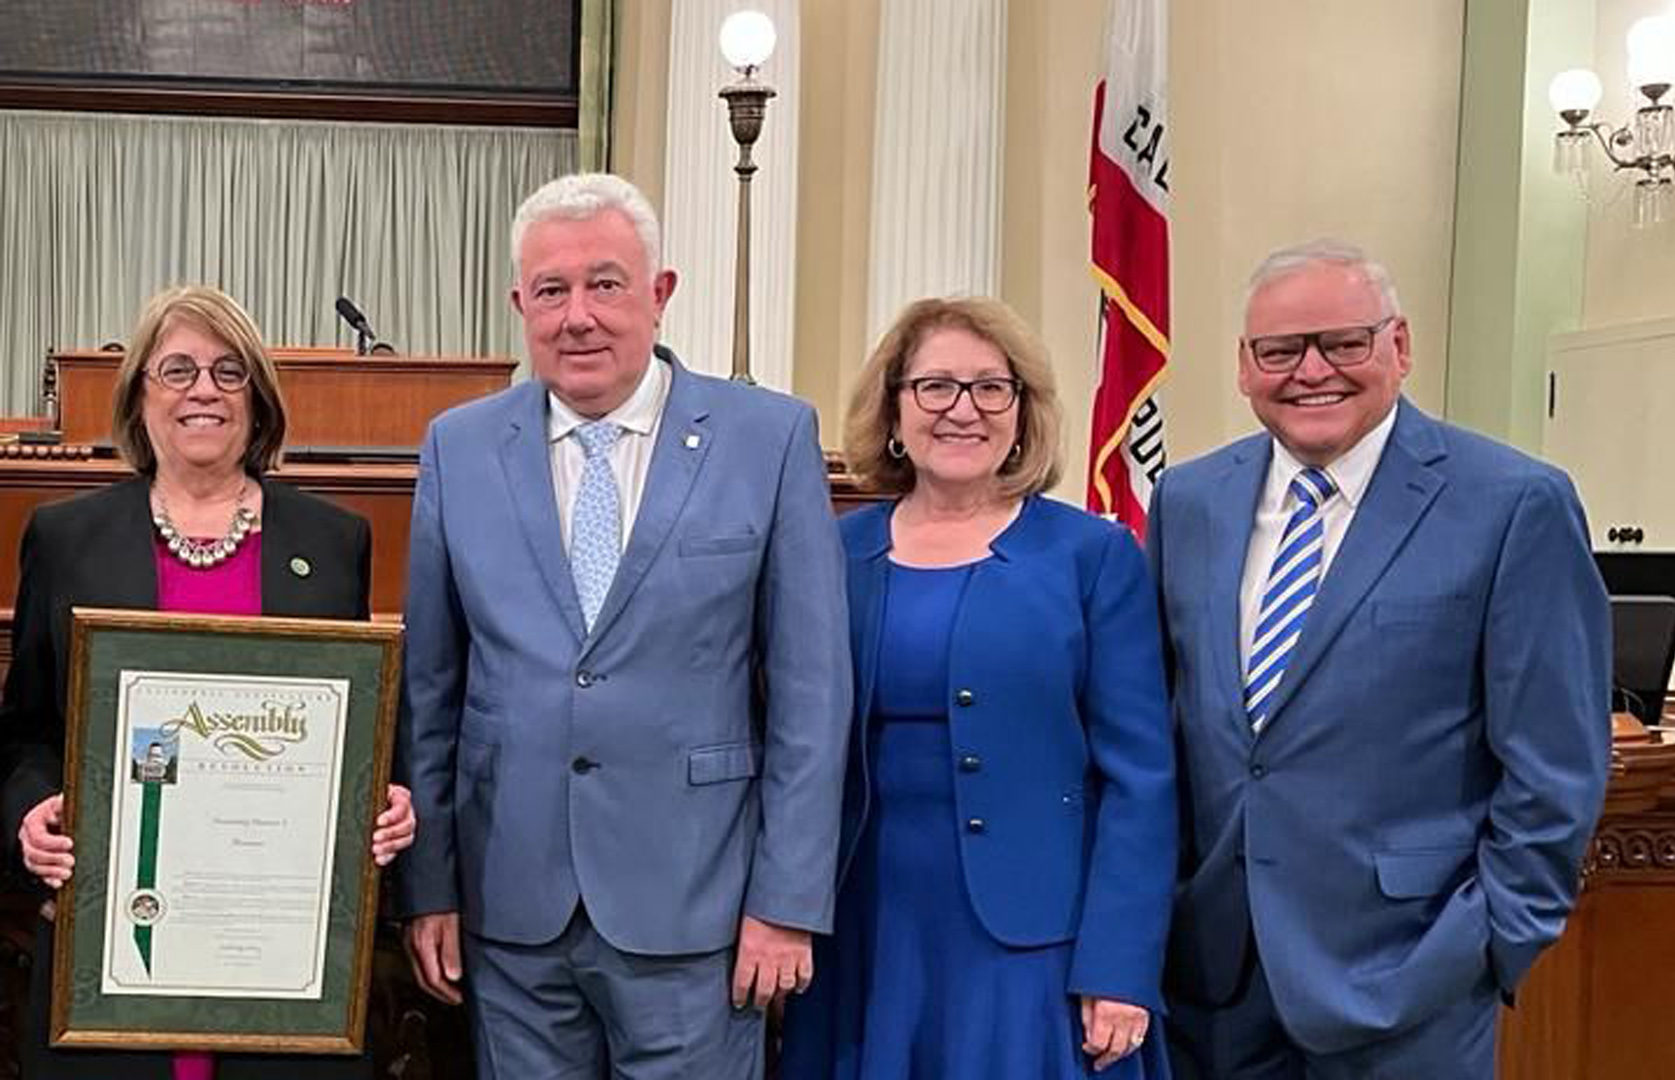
[153,532,262,1080]
[154,534,262,617]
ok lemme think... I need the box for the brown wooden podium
[0,347,516,626]
[51,348,516,450]
[1497,717,1675,1079]
[8,348,873,625]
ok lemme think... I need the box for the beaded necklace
[151,482,259,569]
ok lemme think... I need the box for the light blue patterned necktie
[570,420,624,631]
[1244,466,1335,730]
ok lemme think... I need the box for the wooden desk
[0,453,877,666]
[1498,727,1675,1078]
[52,349,516,450]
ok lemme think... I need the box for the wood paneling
[1499,743,1675,1079]
[0,83,576,128]
[0,454,877,669]
[54,350,516,451]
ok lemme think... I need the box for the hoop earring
[887,437,907,460]
[1009,442,1023,460]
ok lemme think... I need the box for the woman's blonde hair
[844,296,1063,498]
[112,286,288,476]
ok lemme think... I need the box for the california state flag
[1086,0,1169,535]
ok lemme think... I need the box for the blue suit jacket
[396,350,852,955]
[1149,400,1610,1052]
[838,495,1176,1007]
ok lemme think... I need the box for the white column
[661,0,801,392]
[866,0,1007,345]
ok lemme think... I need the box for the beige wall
[999,0,1105,499]
[1165,2,1466,465]
[1582,0,1675,329]
[790,0,881,430]
[614,0,1468,495]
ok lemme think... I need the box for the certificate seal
[126,888,166,927]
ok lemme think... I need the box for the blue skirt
[781,717,1168,1080]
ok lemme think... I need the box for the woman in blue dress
[780,297,1175,1078]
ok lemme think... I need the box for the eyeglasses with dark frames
[148,353,253,393]
[1244,315,1400,374]
[897,376,1021,415]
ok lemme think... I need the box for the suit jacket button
[576,671,593,688]
[1250,763,1266,779]
[571,757,598,774]
[955,689,975,707]
[966,817,986,834]
[959,754,982,772]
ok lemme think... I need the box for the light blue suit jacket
[1149,400,1610,1053]
[396,349,852,955]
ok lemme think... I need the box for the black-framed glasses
[1244,315,1399,374]
[898,376,1021,414]
[148,353,252,393]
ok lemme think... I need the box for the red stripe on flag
[1089,83,1170,335]
[1087,299,1166,524]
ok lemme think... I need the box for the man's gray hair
[510,172,664,278]
[1246,239,1402,317]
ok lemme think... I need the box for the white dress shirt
[547,355,672,553]
[1238,405,1398,671]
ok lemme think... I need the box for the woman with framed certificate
[0,286,416,1079]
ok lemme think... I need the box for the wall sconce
[718,10,778,384]
[1551,15,1675,228]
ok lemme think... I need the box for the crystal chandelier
[1550,15,1675,228]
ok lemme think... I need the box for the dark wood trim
[0,82,577,128]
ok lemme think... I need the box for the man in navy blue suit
[1149,240,1611,1078]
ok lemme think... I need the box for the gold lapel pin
[684,433,701,450]
[289,556,312,578]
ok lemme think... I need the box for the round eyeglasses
[148,354,252,393]
[898,376,1021,414]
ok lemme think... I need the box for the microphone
[335,297,377,355]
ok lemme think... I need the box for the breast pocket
[678,533,763,558]
[1371,597,1476,631]
[674,533,765,669]
[1361,596,1480,704]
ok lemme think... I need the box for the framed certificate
[51,607,402,1054]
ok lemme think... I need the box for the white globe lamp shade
[1549,68,1604,114]
[1627,15,1675,89]
[720,11,777,73]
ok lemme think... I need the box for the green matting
[63,627,387,1041]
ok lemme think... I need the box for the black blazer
[0,476,373,1080]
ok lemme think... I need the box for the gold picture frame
[51,607,401,1054]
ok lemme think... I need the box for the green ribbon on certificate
[134,779,162,974]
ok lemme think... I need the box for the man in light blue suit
[396,173,851,1078]
[1150,241,1610,1078]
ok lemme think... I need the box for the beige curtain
[0,109,580,417]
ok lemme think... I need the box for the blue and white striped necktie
[1244,466,1335,730]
